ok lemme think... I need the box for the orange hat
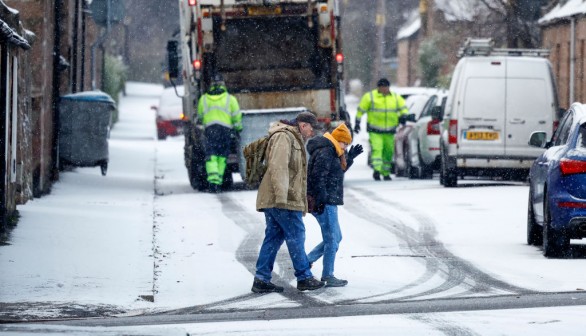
[331,123,352,144]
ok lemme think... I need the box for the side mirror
[431,105,443,121]
[150,105,158,111]
[166,40,180,79]
[528,131,548,148]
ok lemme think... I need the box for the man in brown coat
[251,112,326,293]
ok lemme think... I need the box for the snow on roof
[397,9,421,40]
[539,0,586,25]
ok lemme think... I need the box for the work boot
[251,277,284,293]
[208,183,221,193]
[297,277,325,291]
[383,175,392,181]
[321,276,348,287]
[373,171,381,181]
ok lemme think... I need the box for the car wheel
[406,147,418,179]
[542,193,569,258]
[442,154,457,187]
[418,143,433,179]
[527,187,543,246]
[157,129,167,140]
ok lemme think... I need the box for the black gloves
[348,144,364,161]
[399,114,407,125]
[354,119,361,134]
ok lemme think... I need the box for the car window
[554,111,573,146]
[577,123,586,149]
[420,96,438,118]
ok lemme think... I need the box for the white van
[437,39,561,187]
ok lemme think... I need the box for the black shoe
[297,277,325,291]
[321,276,348,287]
[373,171,381,181]
[383,175,392,181]
[251,277,284,293]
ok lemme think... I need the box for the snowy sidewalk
[0,83,163,319]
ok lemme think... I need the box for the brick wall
[542,17,586,110]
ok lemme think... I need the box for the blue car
[527,103,586,257]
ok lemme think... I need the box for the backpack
[243,135,272,187]
[243,130,289,187]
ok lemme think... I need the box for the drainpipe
[72,0,80,93]
[0,47,7,229]
[51,0,63,181]
[569,16,576,105]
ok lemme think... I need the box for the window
[553,111,573,146]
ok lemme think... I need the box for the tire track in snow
[342,186,535,304]
[169,193,326,314]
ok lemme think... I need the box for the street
[2,83,586,334]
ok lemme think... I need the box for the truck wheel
[100,161,108,176]
[543,195,569,258]
[221,171,234,190]
[527,187,542,246]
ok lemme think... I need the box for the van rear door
[458,58,506,157]
[504,58,553,158]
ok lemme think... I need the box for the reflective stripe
[370,107,404,113]
[205,120,234,129]
[357,107,367,113]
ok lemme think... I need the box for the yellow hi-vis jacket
[356,89,408,133]
[197,88,242,131]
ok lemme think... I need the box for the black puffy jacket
[306,136,354,206]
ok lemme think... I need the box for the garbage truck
[167,0,349,191]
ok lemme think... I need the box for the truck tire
[221,171,234,190]
[527,187,542,246]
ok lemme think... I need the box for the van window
[420,96,438,118]
[463,78,505,118]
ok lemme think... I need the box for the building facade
[540,3,586,109]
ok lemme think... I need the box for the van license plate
[465,131,499,140]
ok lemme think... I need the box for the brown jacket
[256,122,308,214]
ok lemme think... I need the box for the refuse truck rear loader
[167,0,349,191]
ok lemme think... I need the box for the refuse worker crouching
[251,111,326,293]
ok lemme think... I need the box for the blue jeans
[255,208,313,282]
[307,205,342,278]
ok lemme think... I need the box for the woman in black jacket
[306,123,363,287]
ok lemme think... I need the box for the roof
[397,9,421,41]
[539,0,586,25]
[434,0,492,22]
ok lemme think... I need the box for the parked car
[405,90,448,179]
[437,39,560,187]
[527,103,586,258]
[152,85,185,140]
[394,92,435,177]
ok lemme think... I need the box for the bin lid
[61,90,115,105]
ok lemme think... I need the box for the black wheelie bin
[58,91,116,176]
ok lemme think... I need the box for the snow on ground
[2,83,586,332]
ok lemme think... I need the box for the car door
[532,111,573,223]
[505,58,554,158]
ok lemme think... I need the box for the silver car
[405,90,448,179]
